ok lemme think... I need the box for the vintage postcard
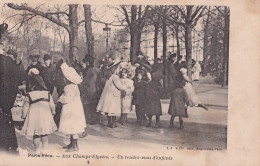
[0,0,259,165]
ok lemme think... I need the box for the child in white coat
[58,63,86,152]
[119,68,134,125]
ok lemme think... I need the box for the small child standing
[168,81,191,129]
[119,68,134,125]
[132,69,147,125]
[21,68,57,154]
[144,69,163,128]
[58,63,86,152]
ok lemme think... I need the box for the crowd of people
[0,23,208,155]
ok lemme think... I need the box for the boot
[119,113,123,124]
[63,135,73,149]
[180,120,184,129]
[169,116,174,128]
[146,116,152,127]
[155,116,161,128]
[120,114,126,125]
[125,114,128,123]
[107,116,112,127]
[112,116,117,128]
[66,139,79,152]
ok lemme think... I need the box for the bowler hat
[43,54,51,61]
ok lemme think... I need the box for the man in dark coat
[0,49,26,154]
[80,56,100,125]
[164,53,178,93]
[41,54,54,94]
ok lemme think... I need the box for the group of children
[21,62,85,153]
[20,59,207,154]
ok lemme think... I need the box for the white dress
[121,78,134,114]
[22,91,57,136]
[181,68,201,106]
[58,84,86,134]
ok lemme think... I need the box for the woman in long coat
[96,61,127,128]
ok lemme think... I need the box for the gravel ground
[13,76,227,156]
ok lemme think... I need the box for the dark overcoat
[0,54,25,153]
[144,80,162,116]
[164,60,178,93]
[168,88,190,117]
[41,65,55,93]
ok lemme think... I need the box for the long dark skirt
[0,109,19,155]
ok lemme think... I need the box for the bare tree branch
[7,3,69,32]
[121,5,131,26]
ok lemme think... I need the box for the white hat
[60,62,82,84]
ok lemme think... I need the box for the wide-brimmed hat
[43,54,52,61]
[107,60,121,69]
[60,62,82,84]
[28,68,47,90]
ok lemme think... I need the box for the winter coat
[164,60,178,93]
[41,65,55,93]
[121,78,134,114]
[144,80,163,116]
[80,67,100,105]
[0,54,25,152]
[96,74,127,116]
[168,88,190,117]
[58,84,86,134]
[132,81,147,107]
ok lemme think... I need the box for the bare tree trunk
[222,7,230,87]
[175,25,180,58]
[202,11,210,77]
[68,5,79,64]
[137,30,142,54]
[162,17,167,64]
[83,4,95,59]
[154,25,159,64]
[130,31,138,64]
[185,25,193,79]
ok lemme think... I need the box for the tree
[153,5,206,78]
[149,6,162,64]
[7,3,79,64]
[83,4,95,59]
[120,5,150,63]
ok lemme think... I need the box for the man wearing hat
[41,54,54,94]
[80,55,100,126]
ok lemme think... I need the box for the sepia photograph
[0,1,259,165]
